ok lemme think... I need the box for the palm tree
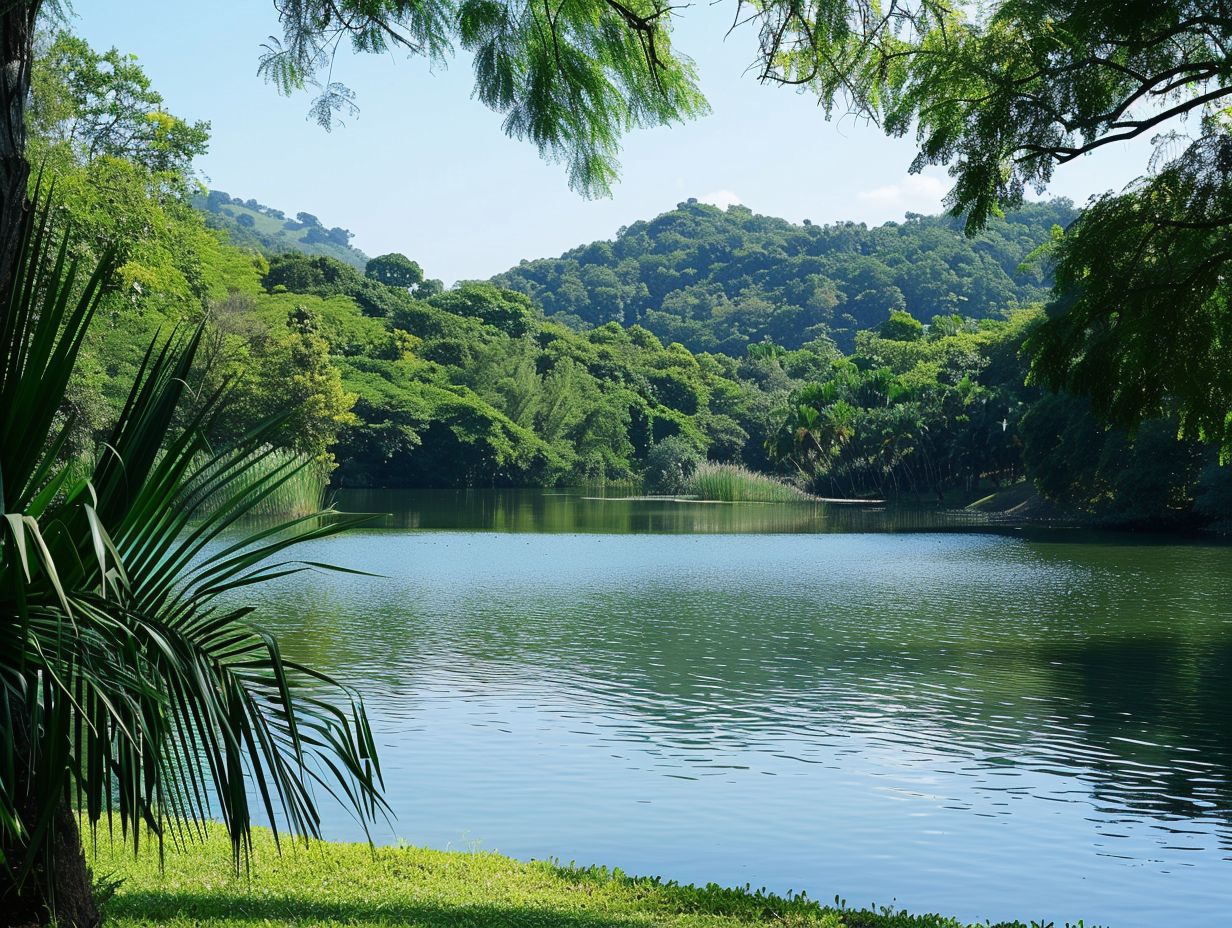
[1,196,385,925]
[766,388,858,478]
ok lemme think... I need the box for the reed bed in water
[686,461,814,502]
[190,447,331,520]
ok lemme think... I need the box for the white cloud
[858,174,946,210]
[698,189,743,209]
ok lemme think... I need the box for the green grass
[87,826,1083,928]
[686,462,814,503]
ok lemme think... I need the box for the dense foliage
[34,29,1232,531]
[762,314,1232,526]
[492,199,1074,353]
[252,251,788,487]
[242,0,1232,467]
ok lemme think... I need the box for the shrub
[643,435,703,494]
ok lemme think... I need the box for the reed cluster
[192,447,332,520]
[686,461,813,502]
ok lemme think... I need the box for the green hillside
[492,198,1076,352]
[193,189,369,268]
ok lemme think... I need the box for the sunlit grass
[687,462,813,503]
[89,824,1077,928]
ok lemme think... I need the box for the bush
[879,310,924,342]
[643,435,702,494]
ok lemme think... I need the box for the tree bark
[0,802,99,928]
[2,6,97,924]
[0,1,40,308]
[1,714,99,927]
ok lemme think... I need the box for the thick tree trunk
[0,2,40,306]
[1,717,99,927]
[3,6,96,924]
[0,802,99,928]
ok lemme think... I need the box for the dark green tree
[366,252,424,290]
[643,434,702,494]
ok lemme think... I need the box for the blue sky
[73,2,1152,284]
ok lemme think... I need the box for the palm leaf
[0,190,386,913]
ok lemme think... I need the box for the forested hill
[492,199,1076,353]
[193,189,369,269]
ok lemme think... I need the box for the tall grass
[686,461,814,502]
[193,447,332,520]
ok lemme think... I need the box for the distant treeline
[36,27,1232,530]
[194,189,369,269]
[492,199,1075,353]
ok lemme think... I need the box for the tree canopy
[492,198,1073,353]
[29,31,209,174]
[251,2,1232,455]
[251,3,1231,213]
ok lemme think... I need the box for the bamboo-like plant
[0,196,385,926]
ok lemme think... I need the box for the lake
[246,488,1232,928]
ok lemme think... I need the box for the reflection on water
[247,492,1232,928]
[334,487,994,534]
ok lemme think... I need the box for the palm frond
[0,190,386,912]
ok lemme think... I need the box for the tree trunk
[0,2,40,307]
[0,802,99,928]
[1,716,99,927]
[3,6,95,924]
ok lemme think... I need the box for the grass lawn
[89,826,1083,928]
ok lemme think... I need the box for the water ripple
[240,522,1232,928]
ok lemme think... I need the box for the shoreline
[89,824,1093,928]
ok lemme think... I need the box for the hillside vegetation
[37,29,1232,528]
[492,199,1075,353]
[194,189,370,269]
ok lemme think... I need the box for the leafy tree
[366,252,424,289]
[879,310,924,342]
[227,306,360,464]
[29,32,209,175]
[255,0,709,197]
[1027,129,1232,455]
[1021,393,1212,525]
[427,282,536,337]
[643,434,703,494]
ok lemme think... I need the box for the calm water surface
[247,489,1232,928]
